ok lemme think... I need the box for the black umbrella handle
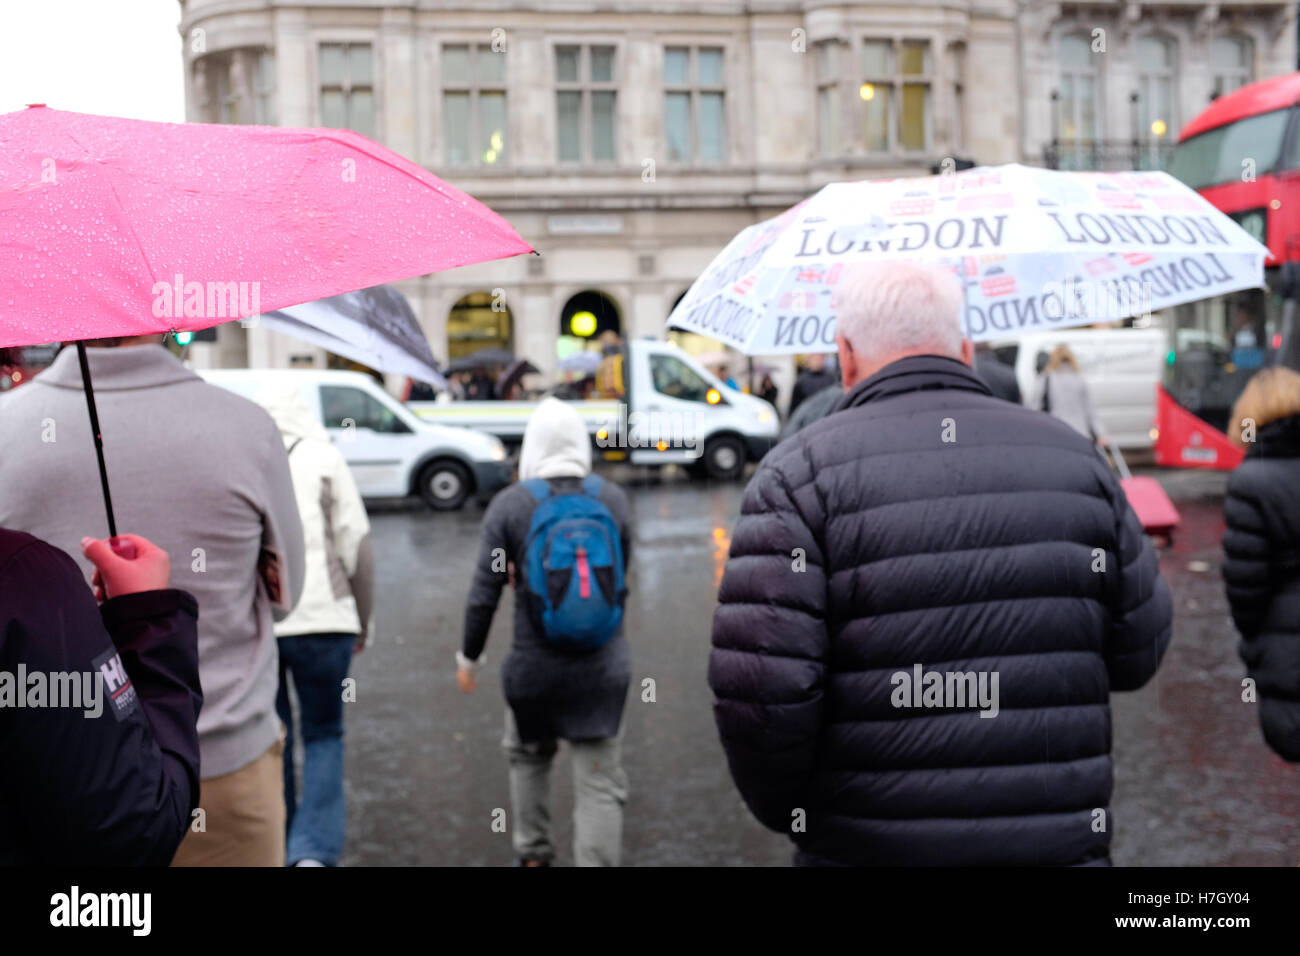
[75,341,120,541]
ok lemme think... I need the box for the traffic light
[174,327,218,346]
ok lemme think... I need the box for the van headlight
[756,406,774,425]
[488,439,507,462]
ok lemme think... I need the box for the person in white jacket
[254,381,375,868]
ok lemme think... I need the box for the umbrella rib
[58,125,163,318]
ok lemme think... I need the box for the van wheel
[704,435,746,481]
[417,460,471,511]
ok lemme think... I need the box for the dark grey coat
[463,476,632,742]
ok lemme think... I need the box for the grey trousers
[501,709,629,866]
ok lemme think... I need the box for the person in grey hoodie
[457,398,632,866]
[0,336,305,866]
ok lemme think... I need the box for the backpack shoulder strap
[581,473,605,498]
[522,477,551,502]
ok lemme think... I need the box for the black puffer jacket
[1222,413,1300,761]
[709,355,1172,866]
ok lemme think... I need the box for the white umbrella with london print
[666,163,1270,354]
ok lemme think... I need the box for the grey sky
[0,0,184,121]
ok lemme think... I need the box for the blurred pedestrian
[710,260,1172,866]
[0,335,305,866]
[713,363,739,390]
[1222,366,1300,762]
[788,353,837,416]
[1030,344,1108,444]
[458,398,632,866]
[466,370,495,401]
[972,342,1021,404]
[758,373,779,407]
[255,382,375,867]
[0,529,202,865]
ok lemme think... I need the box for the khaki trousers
[171,737,286,867]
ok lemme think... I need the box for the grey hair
[830,260,966,361]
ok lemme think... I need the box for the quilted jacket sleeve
[708,446,828,833]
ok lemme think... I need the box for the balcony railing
[1043,139,1176,172]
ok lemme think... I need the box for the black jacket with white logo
[0,529,203,865]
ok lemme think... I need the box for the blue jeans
[276,633,354,866]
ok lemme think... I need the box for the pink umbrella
[0,105,534,542]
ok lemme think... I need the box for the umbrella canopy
[667,163,1269,355]
[495,358,540,397]
[446,347,515,372]
[255,284,445,389]
[0,105,532,345]
[0,105,532,540]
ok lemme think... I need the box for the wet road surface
[336,465,1299,866]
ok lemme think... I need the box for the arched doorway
[447,291,513,360]
[557,289,622,361]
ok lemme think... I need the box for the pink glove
[80,533,171,601]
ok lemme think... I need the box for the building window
[1212,36,1253,99]
[556,44,617,163]
[815,40,843,155]
[442,44,507,165]
[195,49,275,125]
[1057,34,1098,141]
[951,42,966,152]
[1136,35,1178,142]
[252,50,276,125]
[664,46,725,163]
[860,39,931,153]
[319,43,374,138]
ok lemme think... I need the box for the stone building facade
[176,0,1295,382]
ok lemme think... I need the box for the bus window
[1164,290,1283,433]
[1167,107,1291,190]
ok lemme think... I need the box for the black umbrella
[447,347,515,373]
[495,358,540,398]
[257,284,445,387]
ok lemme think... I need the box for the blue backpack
[521,474,626,651]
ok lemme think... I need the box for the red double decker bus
[1161,72,1300,468]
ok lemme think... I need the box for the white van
[990,327,1167,449]
[410,339,780,480]
[200,368,512,510]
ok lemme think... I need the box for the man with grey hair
[709,259,1172,866]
